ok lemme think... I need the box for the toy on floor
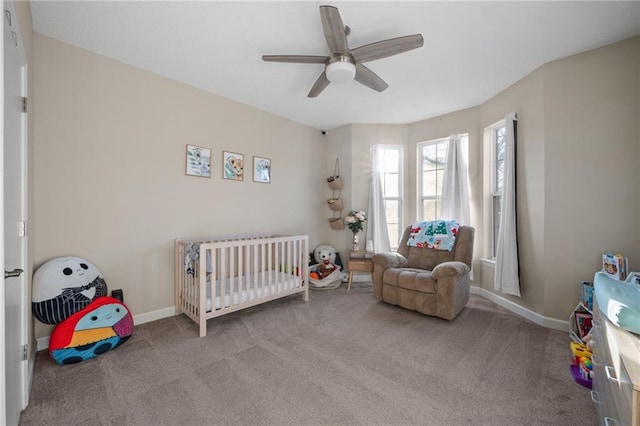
[49,296,133,365]
[32,256,108,324]
[311,244,348,282]
[309,244,344,289]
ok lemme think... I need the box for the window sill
[480,258,496,268]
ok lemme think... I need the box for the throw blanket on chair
[407,220,460,251]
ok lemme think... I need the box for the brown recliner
[372,225,475,320]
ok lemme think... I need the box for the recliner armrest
[372,252,408,269]
[431,261,470,280]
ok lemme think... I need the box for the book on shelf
[580,281,594,311]
[602,253,628,281]
[574,311,593,339]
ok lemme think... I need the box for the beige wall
[320,124,409,265]
[33,35,325,339]
[409,107,481,271]
[30,26,639,339]
[320,125,352,261]
[478,66,546,315]
[542,37,639,320]
[366,36,638,324]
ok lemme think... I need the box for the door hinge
[21,344,28,361]
[18,221,27,238]
[21,97,27,113]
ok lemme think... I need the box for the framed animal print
[185,144,211,178]
[223,151,244,181]
[253,156,271,183]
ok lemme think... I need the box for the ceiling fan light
[326,61,356,83]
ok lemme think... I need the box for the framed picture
[223,151,244,181]
[253,156,271,183]
[185,144,211,178]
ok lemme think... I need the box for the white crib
[175,234,309,337]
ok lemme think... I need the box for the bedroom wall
[542,36,639,321]
[408,107,481,273]
[32,34,325,340]
[478,66,546,316]
[403,36,639,325]
[318,124,410,269]
[320,124,353,259]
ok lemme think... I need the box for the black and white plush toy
[32,256,108,325]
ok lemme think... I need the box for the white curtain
[366,158,391,253]
[494,112,520,296]
[441,134,470,226]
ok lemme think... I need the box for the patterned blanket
[407,220,460,251]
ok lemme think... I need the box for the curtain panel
[494,112,520,296]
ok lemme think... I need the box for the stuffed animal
[317,260,337,279]
[32,256,108,325]
[313,244,338,265]
[49,296,133,364]
[313,244,349,282]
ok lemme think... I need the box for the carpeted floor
[20,283,596,426]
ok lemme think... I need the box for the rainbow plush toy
[49,296,133,365]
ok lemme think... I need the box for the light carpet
[20,283,596,425]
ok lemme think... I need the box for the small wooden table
[347,250,374,292]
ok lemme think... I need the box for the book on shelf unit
[602,253,628,281]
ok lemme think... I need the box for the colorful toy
[579,358,593,380]
[570,341,591,364]
[580,357,593,370]
[49,296,133,365]
[32,256,108,324]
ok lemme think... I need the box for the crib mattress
[206,271,302,312]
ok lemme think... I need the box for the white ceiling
[30,1,640,131]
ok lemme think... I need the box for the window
[488,120,506,258]
[417,138,449,221]
[372,145,403,248]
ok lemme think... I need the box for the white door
[2,2,28,425]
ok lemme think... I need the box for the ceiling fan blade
[308,71,330,98]
[262,55,329,64]
[354,64,389,92]
[351,34,424,63]
[320,5,349,54]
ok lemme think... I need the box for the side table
[347,250,374,292]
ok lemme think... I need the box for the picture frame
[223,151,244,181]
[253,156,271,183]
[185,144,211,178]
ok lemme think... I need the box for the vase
[352,232,360,251]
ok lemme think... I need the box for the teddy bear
[311,244,348,282]
[317,259,337,279]
[313,244,337,265]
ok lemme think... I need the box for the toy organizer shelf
[327,158,344,230]
[568,280,594,390]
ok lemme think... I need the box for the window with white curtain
[417,138,449,221]
[486,120,506,258]
[372,145,403,248]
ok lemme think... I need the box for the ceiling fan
[262,5,424,97]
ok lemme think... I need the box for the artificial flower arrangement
[345,210,367,234]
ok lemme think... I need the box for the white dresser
[591,297,640,425]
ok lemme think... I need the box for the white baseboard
[470,285,569,332]
[36,306,177,351]
[133,306,176,325]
